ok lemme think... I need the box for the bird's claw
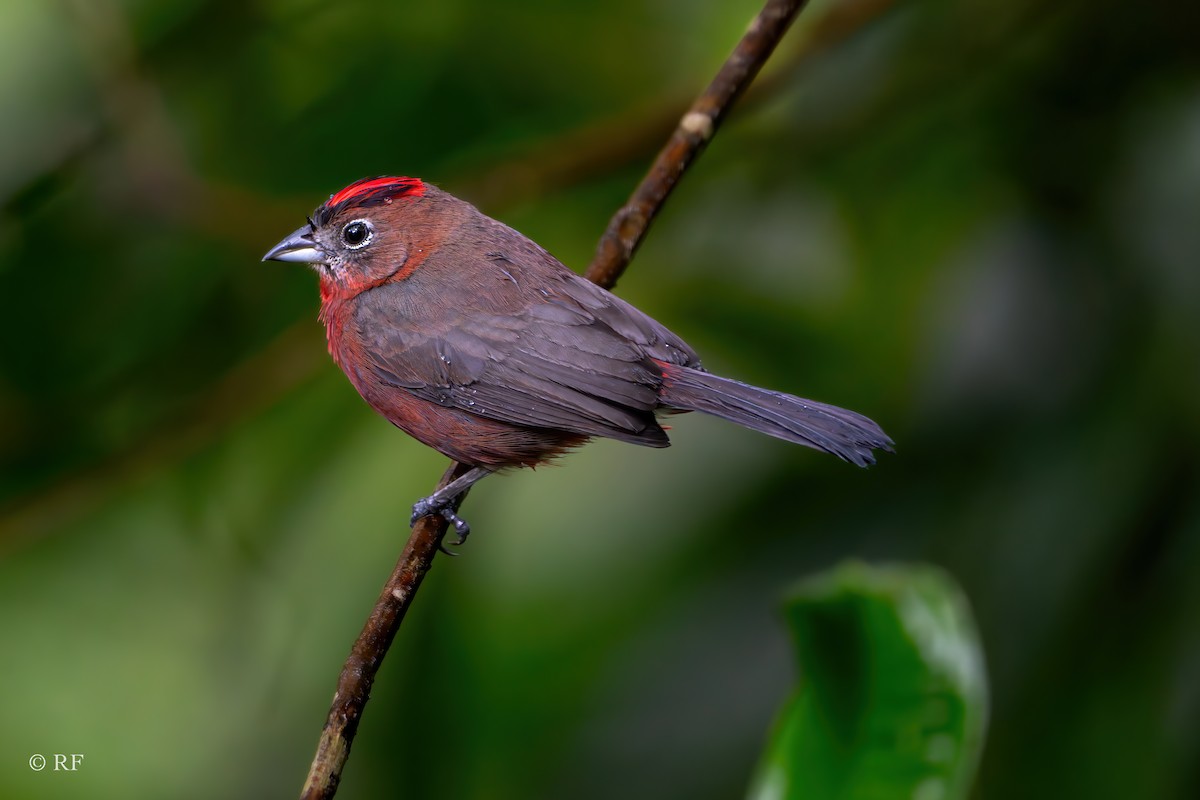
[412,496,472,549]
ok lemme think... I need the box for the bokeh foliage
[750,563,987,800]
[1,0,1198,798]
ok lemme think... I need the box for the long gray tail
[657,364,893,467]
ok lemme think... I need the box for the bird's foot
[411,494,472,550]
[409,467,493,553]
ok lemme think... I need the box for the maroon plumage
[264,177,892,533]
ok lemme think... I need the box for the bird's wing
[352,280,688,446]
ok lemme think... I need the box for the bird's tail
[656,362,893,467]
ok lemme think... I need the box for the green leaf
[749,562,988,800]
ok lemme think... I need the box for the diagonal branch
[301,461,473,800]
[302,1,816,797]
[586,0,809,288]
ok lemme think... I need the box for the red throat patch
[327,176,426,208]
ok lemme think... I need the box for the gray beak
[262,225,323,263]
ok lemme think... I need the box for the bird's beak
[262,225,324,264]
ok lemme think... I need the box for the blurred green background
[2,0,1198,797]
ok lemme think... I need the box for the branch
[586,0,809,288]
[301,461,472,799]
[300,1,813,797]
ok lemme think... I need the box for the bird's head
[263,176,432,298]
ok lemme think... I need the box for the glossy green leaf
[749,562,988,800]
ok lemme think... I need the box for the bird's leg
[411,466,494,546]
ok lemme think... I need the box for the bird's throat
[318,283,350,368]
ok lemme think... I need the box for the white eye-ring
[341,219,374,249]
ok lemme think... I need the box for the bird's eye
[341,219,374,249]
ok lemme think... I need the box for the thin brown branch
[300,0,816,797]
[585,0,809,288]
[301,461,471,800]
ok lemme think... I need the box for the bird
[264,176,892,540]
